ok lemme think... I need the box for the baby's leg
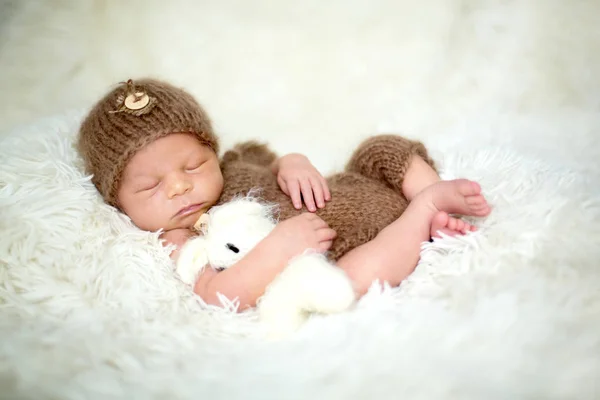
[346,134,439,201]
[347,134,476,234]
[337,179,490,295]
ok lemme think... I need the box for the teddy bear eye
[226,243,240,253]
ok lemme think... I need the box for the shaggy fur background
[1,1,599,399]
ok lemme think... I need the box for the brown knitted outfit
[218,137,436,261]
[78,78,437,261]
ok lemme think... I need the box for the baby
[78,78,490,309]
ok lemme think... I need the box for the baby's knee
[346,134,436,178]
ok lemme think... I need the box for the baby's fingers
[317,240,333,252]
[320,177,331,202]
[316,228,336,252]
[318,227,337,242]
[300,178,317,212]
[287,179,303,209]
[277,175,290,196]
[309,176,326,209]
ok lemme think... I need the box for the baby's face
[117,133,223,232]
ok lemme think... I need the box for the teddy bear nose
[226,243,240,253]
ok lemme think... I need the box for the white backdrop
[1,0,599,174]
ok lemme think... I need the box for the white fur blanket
[1,1,600,399]
[2,111,599,399]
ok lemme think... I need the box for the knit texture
[77,78,218,207]
[218,135,437,260]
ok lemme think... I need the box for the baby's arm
[193,213,337,310]
[270,153,331,212]
[193,236,290,309]
[223,140,330,212]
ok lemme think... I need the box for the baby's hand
[274,154,331,212]
[267,213,336,260]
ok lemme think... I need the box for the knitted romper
[217,134,437,261]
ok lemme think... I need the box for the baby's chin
[167,213,203,231]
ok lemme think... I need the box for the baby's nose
[167,175,193,198]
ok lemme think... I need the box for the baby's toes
[465,194,485,206]
[447,217,457,231]
[461,220,476,233]
[465,195,490,216]
[430,212,450,238]
[475,203,491,216]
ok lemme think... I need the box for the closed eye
[226,243,240,253]
[186,160,205,171]
[138,181,159,192]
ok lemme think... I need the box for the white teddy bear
[175,197,356,337]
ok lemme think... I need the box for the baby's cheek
[128,196,168,231]
[150,196,175,229]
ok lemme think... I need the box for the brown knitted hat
[77,78,219,207]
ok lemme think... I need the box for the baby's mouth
[176,203,204,217]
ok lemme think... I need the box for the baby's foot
[430,211,477,238]
[417,179,491,217]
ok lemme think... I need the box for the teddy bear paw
[282,253,357,314]
[174,238,208,286]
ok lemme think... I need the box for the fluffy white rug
[2,110,599,399]
[1,1,599,399]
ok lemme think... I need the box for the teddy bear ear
[193,213,211,234]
